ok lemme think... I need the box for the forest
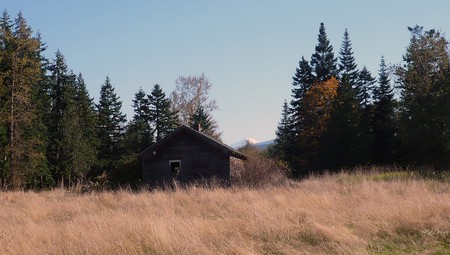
[0,11,449,190]
[270,23,450,177]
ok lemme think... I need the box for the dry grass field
[0,170,449,255]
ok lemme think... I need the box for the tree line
[270,23,450,177]
[0,11,220,189]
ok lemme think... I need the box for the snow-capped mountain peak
[229,138,275,150]
[230,138,258,149]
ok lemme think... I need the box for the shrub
[231,145,289,187]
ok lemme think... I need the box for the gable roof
[140,125,247,160]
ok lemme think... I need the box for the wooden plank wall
[142,133,231,186]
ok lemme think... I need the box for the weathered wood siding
[142,132,231,186]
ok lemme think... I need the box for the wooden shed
[140,125,247,186]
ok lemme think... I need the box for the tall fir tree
[25,30,54,189]
[96,76,127,172]
[149,84,178,141]
[356,66,376,164]
[310,22,337,83]
[72,73,98,181]
[373,56,396,164]
[47,51,71,186]
[48,51,92,186]
[320,29,362,169]
[290,57,314,133]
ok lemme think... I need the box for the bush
[231,145,289,187]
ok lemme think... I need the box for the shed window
[169,160,181,175]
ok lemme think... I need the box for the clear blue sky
[3,1,450,144]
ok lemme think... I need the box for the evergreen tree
[125,87,153,153]
[25,30,54,189]
[188,105,220,140]
[287,57,315,174]
[0,11,13,187]
[0,12,44,188]
[356,66,376,164]
[48,51,92,186]
[96,76,127,170]
[72,73,98,181]
[320,29,362,169]
[47,51,70,185]
[290,57,314,133]
[398,26,450,167]
[149,84,178,141]
[356,66,376,109]
[270,101,295,164]
[373,56,396,164]
[310,22,337,82]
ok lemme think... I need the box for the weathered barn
[140,125,246,186]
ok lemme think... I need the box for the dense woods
[271,23,450,176]
[0,11,448,190]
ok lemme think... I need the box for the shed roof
[140,125,247,160]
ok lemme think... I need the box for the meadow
[0,170,449,255]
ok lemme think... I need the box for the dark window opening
[170,160,181,176]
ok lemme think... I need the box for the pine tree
[320,29,362,169]
[96,76,127,171]
[373,56,396,164]
[310,23,337,83]
[149,84,178,141]
[188,105,220,140]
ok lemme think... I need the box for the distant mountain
[230,138,258,149]
[254,139,275,150]
[230,138,274,150]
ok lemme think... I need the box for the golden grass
[0,171,449,255]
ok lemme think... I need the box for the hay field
[0,172,449,255]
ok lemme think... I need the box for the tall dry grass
[0,171,449,255]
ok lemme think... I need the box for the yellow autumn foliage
[300,76,338,145]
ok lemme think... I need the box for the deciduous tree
[170,73,219,138]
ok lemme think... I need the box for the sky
[3,1,450,144]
